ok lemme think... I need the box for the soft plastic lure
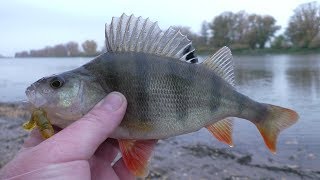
[23,108,54,138]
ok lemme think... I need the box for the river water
[234,54,320,171]
[0,54,319,172]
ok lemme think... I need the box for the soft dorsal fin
[202,46,235,86]
[105,13,198,63]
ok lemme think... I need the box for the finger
[90,156,119,180]
[113,158,136,180]
[37,92,127,162]
[94,139,120,163]
[22,129,44,148]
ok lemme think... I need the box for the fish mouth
[25,83,47,108]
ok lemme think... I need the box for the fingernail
[103,92,124,111]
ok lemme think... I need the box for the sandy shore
[0,103,319,179]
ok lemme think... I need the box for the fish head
[26,70,106,124]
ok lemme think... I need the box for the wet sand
[0,103,30,169]
[0,103,319,180]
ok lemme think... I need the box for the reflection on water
[0,54,319,170]
[233,54,320,170]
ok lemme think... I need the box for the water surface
[0,57,91,102]
[234,54,320,170]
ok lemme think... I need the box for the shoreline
[0,102,319,179]
[2,48,320,59]
[196,47,320,56]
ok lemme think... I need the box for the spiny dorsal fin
[202,46,235,86]
[105,13,198,63]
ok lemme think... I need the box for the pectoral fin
[118,139,157,177]
[206,118,233,147]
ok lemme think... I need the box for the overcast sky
[1,0,318,56]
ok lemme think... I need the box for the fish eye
[50,76,64,89]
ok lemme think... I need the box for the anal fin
[206,118,234,147]
[118,139,157,177]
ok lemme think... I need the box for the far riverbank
[196,47,320,56]
[1,47,319,59]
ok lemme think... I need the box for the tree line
[186,1,320,51]
[15,40,100,57]
[15,1,320,57]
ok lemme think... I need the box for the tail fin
[255,104,298,153]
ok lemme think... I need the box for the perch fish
[24,14,299,177]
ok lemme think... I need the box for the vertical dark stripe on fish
[168,61,190,122]
[236,92,246,115]
[84,54,117,93]
[105,54,120,91]
[134,54,150,121]
[185,62,198,117]
[209,73,221,112]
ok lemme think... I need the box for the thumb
[38,92,127,162]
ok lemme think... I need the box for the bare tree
[82,40,98,56]
[66,41,80,56]
[200,21,209,45]
[209,11,235,47]
[309,32,320,48]
[285,2,320,48]
[233,11,250,45]
[209,11,249,48]
[53,44,68,57]
[246,14,280,49]
[271,35,290,49]
[15,51,29,57]
[210,11,280,49]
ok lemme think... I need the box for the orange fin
[118,139,157,177]
[206,118,233,147]
[255,104,299,153]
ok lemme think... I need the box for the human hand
[0,92,135,180]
